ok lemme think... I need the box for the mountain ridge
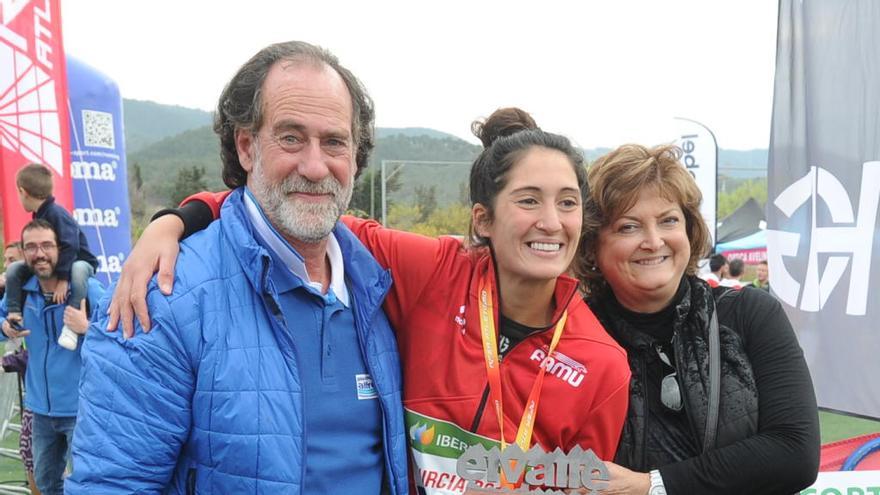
[123,99,767,209]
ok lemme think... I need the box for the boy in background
[4,164,99,350]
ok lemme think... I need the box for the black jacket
[588,276,820,495]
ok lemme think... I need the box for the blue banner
[66,56,131,286]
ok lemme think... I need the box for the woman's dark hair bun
[471,107,539,149]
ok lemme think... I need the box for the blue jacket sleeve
[86,278,105,316]
[0,294,8,342]
[66,283,196,493]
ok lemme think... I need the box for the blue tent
[716,229,766,252]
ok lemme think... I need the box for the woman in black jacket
[579,143,819,495]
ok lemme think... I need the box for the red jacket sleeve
[180,190,231,219]
[342,217,460,324]
[181,191,458,328]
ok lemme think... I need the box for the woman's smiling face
[474,146,583,287]
[596,187,691,312]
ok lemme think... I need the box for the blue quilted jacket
[0,277,104,417]
[67,188,408,494]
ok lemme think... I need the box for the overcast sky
[61,0,779,150]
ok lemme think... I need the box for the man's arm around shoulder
[67,282,197,493]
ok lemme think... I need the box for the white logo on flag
[0,0,64,176]
[1,0,30,27]
[767,162,880,315]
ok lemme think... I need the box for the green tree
[717,178,768,219]
[410,204,471,237]
[169,166,208,207]
[350,168,403,219]
[386,203,422,231]
[132,161,144,191]
[414,185,437,222]
[128,161,151,243]
[458,182,470,206]
[129,162,146,216]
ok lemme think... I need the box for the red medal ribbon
[477,274,568,487]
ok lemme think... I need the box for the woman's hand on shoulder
[107,214,185,338]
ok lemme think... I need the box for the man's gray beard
[249,153,354,243]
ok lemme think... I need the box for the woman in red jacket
[112,108,630,493]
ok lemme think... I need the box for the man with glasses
[0,220,104,495]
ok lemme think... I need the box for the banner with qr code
[66,56,131,285]
[0,0,73,245]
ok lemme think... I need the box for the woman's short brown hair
[579,143,711,295]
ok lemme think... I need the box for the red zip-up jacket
[185,192,630,492]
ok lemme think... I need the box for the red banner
[0,0,71,244]
[720,247,767,265]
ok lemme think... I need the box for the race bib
[406,410,608,494]
[407,410,503,494]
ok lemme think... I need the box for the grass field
[818,410,880,444]
[0,410,873,489]
[0,411,29,490]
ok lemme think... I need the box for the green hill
[376,127,462,140]
[718,148,768,178]
[129,125,222,205]
[128,125,481,208]
[123,99,212,153]
[368,133,480,206]
[122,99,769,219]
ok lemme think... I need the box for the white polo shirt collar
[242,188,349,307]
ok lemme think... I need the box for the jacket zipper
[258,256,309,491]
[42,307,52,413]
[638,355,649,471]
[351,282,392,493]
[353,273,401,495]
[469,384,490,433]
[671,332,701,446]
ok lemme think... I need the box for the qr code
[82,110,115,149]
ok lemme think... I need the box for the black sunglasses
[655,344,683,412]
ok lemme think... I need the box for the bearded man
[65,41,408,494]
[0,220,103,495]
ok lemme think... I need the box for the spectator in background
[701,253,728,288]
[1,347,40,495]
[4,164,99,352]
[1,242,24,300]
[753,260,770,292]
[1,241,35,494]
[0,220,104,495]
[721,258,748,289]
